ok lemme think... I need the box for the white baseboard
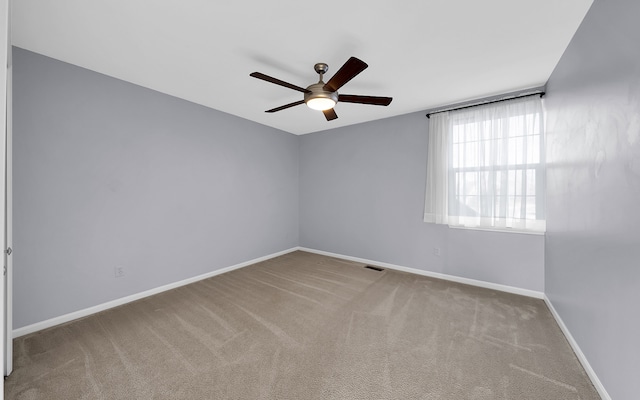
[299,247,544,299]
[13,247,300,338]
[544,295,611,400]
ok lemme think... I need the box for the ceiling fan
[250,57,392,121]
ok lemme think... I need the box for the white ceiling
[11,0,593,135]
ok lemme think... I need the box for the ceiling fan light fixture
[304,82,339,111]
[306,97,336,111]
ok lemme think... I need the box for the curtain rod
[425,92,545,118]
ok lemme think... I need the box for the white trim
[1,0,8,391]
[299,247,544,299]
[13,247,299,338]
[4,25,12,376]
[544,295,611,400]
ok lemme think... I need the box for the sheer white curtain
[424,96,546,233]
[424,112,450,225]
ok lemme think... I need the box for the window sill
[448,225,545,236]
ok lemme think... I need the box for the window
[424,95,545,233]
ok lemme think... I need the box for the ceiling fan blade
[323,108,338,121]
[250,72,310,93]
[323,57,368,92]
[265,100,305,113]
[338,94,393,106]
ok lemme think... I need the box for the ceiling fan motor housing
[304,63,338,108]
[304,82,338,105]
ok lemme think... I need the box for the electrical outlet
[114,266,125,278]
[433,247,441,257]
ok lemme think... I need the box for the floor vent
[364,265,384,272]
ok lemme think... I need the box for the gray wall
[544,0,640,398]
[12,48,299,329]
[299,112,544,291]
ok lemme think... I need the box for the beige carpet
[6,251,600,399]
